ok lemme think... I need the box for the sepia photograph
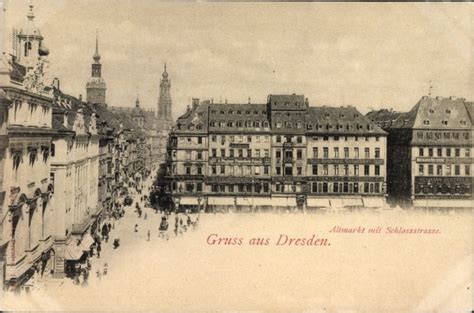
[0,0,472,312]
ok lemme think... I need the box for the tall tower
[157,63,173,129]
[86,31,106,105]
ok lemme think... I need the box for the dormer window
[254,111,258,115]
[460,120,467,125]
[220,111,225,114]
[237,111,241,114]
[246,110,250,114]
[286,122,292,128]
[339,114,345,118]
[446,109,451,114]
[196,125,202,130]
[255,121,260,127]
[296,122,302,129]
[423,120,430,125]
[211,110,217,114]
[262,111,267,114]
[429,109,435,113]
[441,120,448,125]
[229,110,233,114]
[307,124,313,130]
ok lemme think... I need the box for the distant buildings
[166,94,388,212]
[367,96,473,209]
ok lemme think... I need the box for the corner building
[383,96,472,209]
[168,94,387,211]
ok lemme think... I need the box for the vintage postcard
[0,1,472,312]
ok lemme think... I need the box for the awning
[179,197,200,205]
[307,198,331,208]
[343,198,364,207]
[330,199,344,208]
[208,197,235,206]
[236,197,271,206]
[79,233,95,251]
[64,242,85,260]
[363,197,385,208]
[270,196,296,207]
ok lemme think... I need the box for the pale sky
[3,1,473,118]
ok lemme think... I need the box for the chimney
[211,99,214,104]
[403,119,408,126]
[192,98,199,108]
[78,94,82,102]
[186,105,190,112]
[52,77,60,90]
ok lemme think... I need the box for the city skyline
[3,1,473,118]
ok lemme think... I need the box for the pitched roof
[391,96,472,130]
[306,106,386,135]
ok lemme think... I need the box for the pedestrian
[103,263,108,276]
[147,230,150,241]
[97,241,101,258]
[144,213,147,220]
[134,224,138,232]
[179,218,183,226]
[187,215,191,227]
[96,270,102,280]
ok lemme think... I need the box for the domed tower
[132,95,145,128]
[157,63,173,129]
[86,31,106,105]
[15,1,48,70]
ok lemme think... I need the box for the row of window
[211,134,270,143]
[414,183,471,195]
[209,120,270,128]
[418,164,470,176]
[418,147,470,158]
[416,131,470,140]
[308,147,380,159]
[276,164,381,176]
[175,181,382,194]
[210,109,267,115]
[210,148,270,158]
[184,147,382,160]
[309,182,381,194]
[182,164,382,176]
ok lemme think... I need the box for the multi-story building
[377,96,472,209]
[167,99,209,211]
[50,86,100,277]
[304,106,387,209]
[167,94,387,211]
[0,2,56,290]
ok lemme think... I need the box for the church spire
[93,29,100,63]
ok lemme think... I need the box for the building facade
[0,3,56,290]
[373,96,473,209]
[50,87,100,277]
[167,94,387,211]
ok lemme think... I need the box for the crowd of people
[70,172,200,288]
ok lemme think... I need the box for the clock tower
[86,31,106,105]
